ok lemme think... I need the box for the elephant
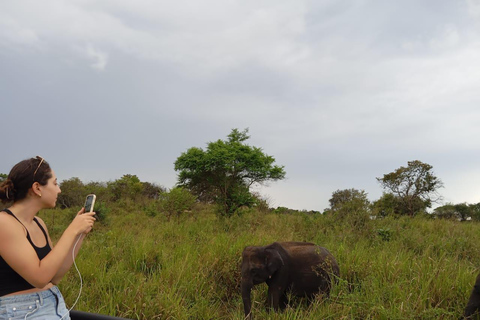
[463,273,480,319]
[241,241,339,319]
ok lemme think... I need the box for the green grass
[39,205,479,319]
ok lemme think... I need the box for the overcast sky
[1,0,480,211]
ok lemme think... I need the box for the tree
[58,177,86,208]
[158,187,196,219]
[371,193,401,217]
[469,203,480,221]
[329,188,370,214]
[434,202,479,221]
[433,203,471,221]
[174,128,286,216]
[0,173,7,182]
[453,203,472,221]
[142,182,166,199]
[107,174,144,201]
[327,188,370,228]
[376,160,443,216]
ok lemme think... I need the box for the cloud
[84,44,108,70]
[0,16,41,50]
[1,0,480,210]
[467,0,480,17]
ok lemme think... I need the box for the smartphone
[84,194,96,213]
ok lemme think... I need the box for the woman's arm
[0,210,95,288]
[37,211,90,285]
[51,232,86,284]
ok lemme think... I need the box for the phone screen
[85,195,96,213]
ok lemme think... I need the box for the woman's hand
[68,208,96,235]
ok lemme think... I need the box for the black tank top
[0,209,52,296]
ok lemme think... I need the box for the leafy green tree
[433,203,458,220]
[84,181,109,200]
[376,160,443,216]
[0,173,7,182]
[469,203,480,221]
[329,188,370,214]
[328,188,370,228]
[58,178,109,218]
[174,128,286,216]
[142,182,165,199]
[435,203,469,220]
[158,187,196,219]
[371,193,399,217]
[434,202,477,221]
[107,174,144,201]
[57,177,86,208]
[454,203,472,221]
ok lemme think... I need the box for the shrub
[159,187,196,219]
[58,177,86,209]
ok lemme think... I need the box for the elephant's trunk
[241,280,253,319]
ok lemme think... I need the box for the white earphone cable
[59,234,83,320]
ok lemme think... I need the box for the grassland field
[40,201,480,320]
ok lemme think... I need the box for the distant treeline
[2,170,478,222]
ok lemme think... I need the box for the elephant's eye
[252,267,265,277]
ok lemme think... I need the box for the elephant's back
[279,242,333,259]
[277,241,316,251]
[282,243,339,276]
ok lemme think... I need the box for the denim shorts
[0,286,70,320]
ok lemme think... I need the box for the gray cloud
[1,0,479,210]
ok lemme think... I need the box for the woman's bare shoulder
[0,211,26,248]
[0,210,17,225]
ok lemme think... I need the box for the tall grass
[40,205,479,319]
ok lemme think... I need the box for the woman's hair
[0,156,52,204]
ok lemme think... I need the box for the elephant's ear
[265,248,284,275]
[474,284,480,293]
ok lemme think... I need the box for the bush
[57,177,86,209]
[159,187,196,219]
[107,174,144,201]
[372,193,399,217]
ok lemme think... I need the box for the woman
[0,156,96,319]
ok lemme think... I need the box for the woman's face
[39,170,62,208]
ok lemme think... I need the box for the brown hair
[0,156,52,204]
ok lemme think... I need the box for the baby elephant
[463,273,480,319]
[241,241,339,319]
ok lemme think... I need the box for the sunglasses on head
[33,156,45,181]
